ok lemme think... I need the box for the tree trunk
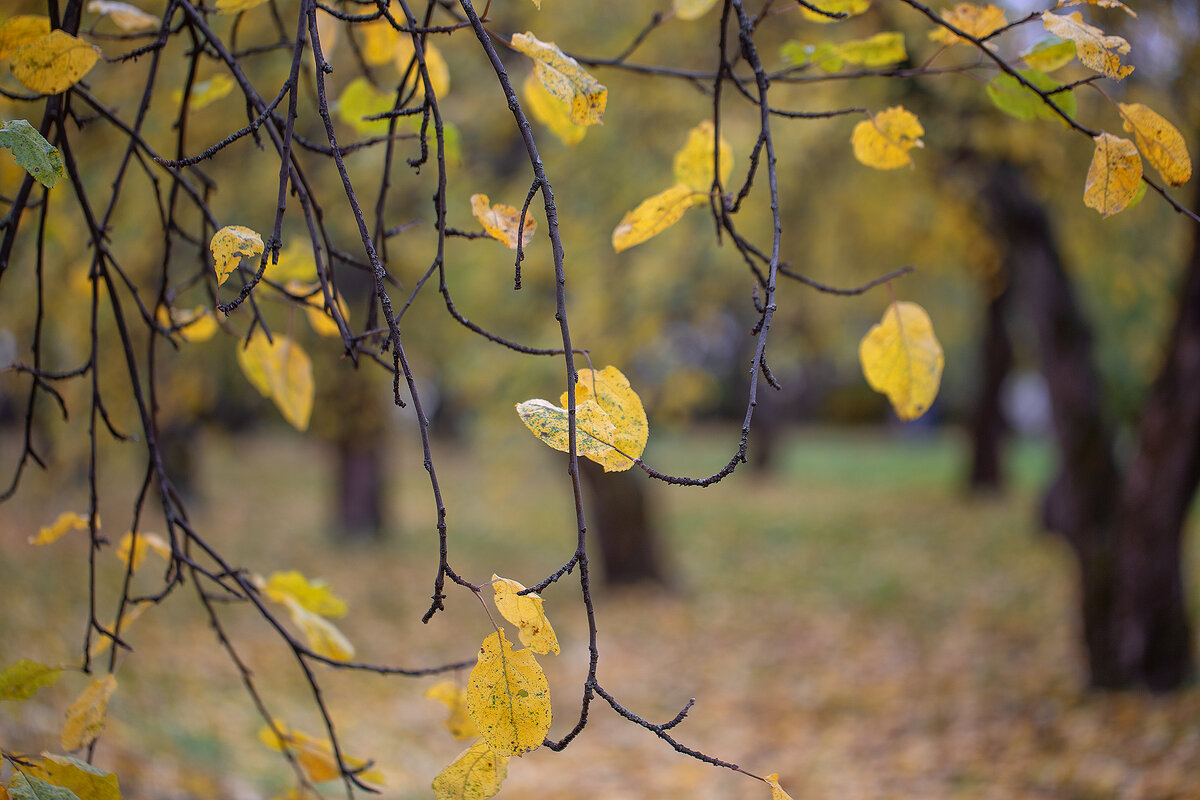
[579,458,666,586]
[967,274,1013,492]
[336,441,385,541]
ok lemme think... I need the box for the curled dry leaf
[30,511,93,545]
[1042,11,1132,79]
[116,531,171,570]
[510,32,606,126]
[470,194,536,249]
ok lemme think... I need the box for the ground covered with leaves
[2,426,1198,799]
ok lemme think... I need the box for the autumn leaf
[215,0,270,13]
[985,69,1076,123]
[568,366,648,472]
[0,119,65,189]
[210,225,263,287]
[283,597,355,660]
[156,305,217,343]
[851,107,924,170]
[612,184,700,252]
[510,32,606,126]
[335,77,394,136]
[395,38,450,98]
[236,331,314,431]
[1020,36,1076,72]
[492,575,559,655]
[0,16,50,60]
[859,301,944,421]
[361,17,399,65]
[1084,132,1142,217]
[835,32,907,67]
[515,397,615,462]
[674,0,720,21]
[1042,11,1132,80]
[799,0,869,24]
[172,74,234,111]
[431,739,508,800]
[470,194,536,250]
[0,659,63,701]
[466,629,551,756]
[41,754,121,800]
[61,674,117,751]
[87,602,149,661]
[522,72,586,146]
[6,772,78,800]
[1118,103,1191,187]
[673,121,733,194]
[261,570,349,618]
[11,30,102,95]
[765,773,795,800]
[928,3,1007,47]
[265,240,318,283]
[30,511,93,545]
[87,1,159,32]
[1056,0,1136,17]
[259,720,382,785]
[280,281,350,338]
[116,531,171,570]
[425,680,478,740]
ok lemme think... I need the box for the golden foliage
[1084,132,1142,217]
[858,301,944,421]
[851,107,924,170]
[492,574,559,655]
[466,629,552,756]
[62,674,117,751]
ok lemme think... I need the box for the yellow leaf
[258,720,382,785]
[210,225,263,287]
[1118,102,1191,187]
[515,397,616,463]
[396,38,450,98]
[470,194,536,250]
[115,531,171,570]
[261,570,348,618]
[466,629,551,757]
[30,511,92,545]
[928,3,1007,46]
[800,0,869,24]
[522,72,586,146]
[361,18,399,65]
[858,301,944,421]
[11,30,102,95]
[281,281,350,339]
[851,106,924,170]
[0,15,50,59]
[673,121,733,194]
[836,32,908,67]
[765,773,795,800]
[235,331,314,431]
[432,740,508,800]
[156,305,217,343]
[566,366,647,472]
[612,183,700,253]
[1042,11,1132,80]
[335,76,393,136]
[88,602,149,661]
[510,32,606,126]
[215,0,270,13]
[283,597,355,660]
[42,753,121,800]
[61,674,117,751]
[1056,0,1136,17]
[424,680,478,740]
[87,1,159,32]
[1020,36,1076,72]
[674,0,720,20]
[0,659,62,701]
[1084,132,1142,217]
[172,74,234,111]
[265,240,319,283]
[491,575,559,655]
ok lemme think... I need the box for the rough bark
[579,458,666,586]
[968,275,1013,492]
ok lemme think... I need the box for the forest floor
[1,424,1198,800]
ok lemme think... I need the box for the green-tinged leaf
[837,31,907,66]
[985,69,1076,123]
[425,681,478,740]
[565,366,648,472]
[10,31,101,95]
[0,120,64,188]
[0,660,63,701]
[1125,178,1147,210]
[1084,132,1142,217]
[515,398,616,462]
[674,0,720,20]
[0,16,50,59]
[470,193,536,249]
[858,301,944,421]
[29,512,93,545]
[800,0,869,23]
[522,72,586,146]
[510,32,606,126]
[261,571,348,617]
[780,40,845,71]
[215,0,269,12]
[8,773,80,800]
[1042,11,1132,79]
[466,629,551,756]
[210,225,263,287]
[86,1,158,32]
[492,575,559,655]
[1118,102,1191,187]
[612,184,700,252]
[929,3,1007,46]
[672,121,733,192]
[431,740,508,800]
[1020,35,1076,72]
[335,77,393,136]
[852,106,924,170]
[41,755,120,800]
[61,674,117,751]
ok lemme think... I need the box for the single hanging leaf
[466,629,551,757]
[87,1,158,32]
[1084,132,1142,216]
[985,69,1076,123]
[522,72,586,146]
[61,674,117,751]
[928,3,1007,47]
[281,597,355,660]
[851,107,924,170]
[470,194,537,249]
[261,571,349,617]
[284,281,350,339]
[780,40,844,71]
[156,305,218,343]
[510,32,606,126]
[1056,0,1136,17]
[0,660,63,701]
[0,120,65,189]
[115,531,171,570]
[566,366,648,471]
[265,240,318,283]
[765,774,795,800]
[30,511,92,545]
[0,16,50,59]
[215,0,270,13]
[361,18,400,65]
[836,32,907,67]
[1042,11,1132,79]
[424,680,478,740]
[673,120,733,194]
[1020,36,1076,72]
[7,773,79,800]
[335,77,394,136]
[858,301,944,421]
[258,720,383,786]
[236,331,314,431]
[515,398,616,462]
[612,184,700,252]
[172,74,235,111]
[1118,102,1191,187]
[674,0,720,20]
[432,740,508,800]
[800,0,869,24]
[491,575,559,655]
[42,754,121,800]
[210,225,263,287]
[10,31,102,95]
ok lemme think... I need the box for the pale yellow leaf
[928,3,1007,46]
[1084,132,1142,217]
[156,305,217,343]
[336,77,393,136]
[11,31,102,95]
[396,38,450,98]
[612,183,700,252]
[87,601,149,661]
[1042,11,1132,79]
[765,773,795,800]
[361,18,399,65]
[261,570,348,617]
[215,0,270,13]
[492,575,559,655]
[1118,102,1191,187]
[470,194,536,249]
[432,740,508,800]
[0,16,50,60]
[424,680,478,740]
[674,0,720,20]
[466,629,551,756]
[61,674,117,751]
[283,597,354,660]
[515,397,616,462]
[0,660,62,701]
[673,121,733,193]
[510,32,606,126]
[236,331,314,431]
[42,753,121,800]
[1056,0,1136,17]
[266,240,319,283]
[851,106,924,170]
[30,511,93,545]
[115,531,171,570]
[800,0,869,23]
[858,301,944,421]
[87,1,159,32]
[565,366,648,471]
[210,225,263,287]
[172,74,234,111]
[259,720,382,786]
[522,72,586,146]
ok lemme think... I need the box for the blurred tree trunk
[983,164,1196,690]
[579,458,666,586]
[967,275,1012,492]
